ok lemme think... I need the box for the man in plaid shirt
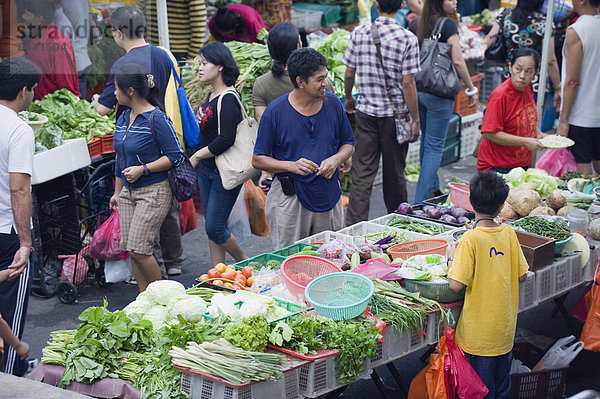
[343,0,420,225]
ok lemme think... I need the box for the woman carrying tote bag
[189,43,248,266]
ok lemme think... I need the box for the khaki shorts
[118,179,172,255]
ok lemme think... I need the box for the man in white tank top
[557,0,600,175]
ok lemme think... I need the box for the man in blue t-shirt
[92,6,183,278]
[253,48,355,248]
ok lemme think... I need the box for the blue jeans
[464,351,512,399]
[197,163,242,244]
[78,66,89,99]
[414,91,455,204]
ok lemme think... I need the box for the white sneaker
[167,267,182,276]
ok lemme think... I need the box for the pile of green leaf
[87,35,126,89]
[270,314,380,384]
[222,315,270,352]
[183,41,272,117]
[312,29,350,98]
[29,89,115,149]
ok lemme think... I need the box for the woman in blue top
[110,63,185,292]
[189,43,248,266]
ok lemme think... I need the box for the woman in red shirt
[477,48,546,173]
[208,4,266,43]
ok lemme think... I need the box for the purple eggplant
[397,202,413,214]
[425,207,443,220]
[456,216,469,225]
[437,206,450,215]
[441,214,458,224]
[449,206,468,220]
[413,210,426,216]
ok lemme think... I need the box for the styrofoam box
[459,111,483,159]
[32,138,91,185]
[298,354,370,398]
[369,213,459,244]
[181,367,300,399]
[296,230,353,245]
[518,271,537,312]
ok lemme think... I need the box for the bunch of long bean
[372,279,443,313]
[360,229,411,246]
[385,216,447,235]
[511,216,572,240]
[368,293,427,332]
[169,339,285,384]
[186,285,223,302]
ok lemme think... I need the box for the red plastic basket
[280,255,342,301]
[448,182,474,212]
[386,239,448,260]
[453,72,484,116]
[100,134,115,154]
[87,138,102,159]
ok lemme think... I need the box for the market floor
[20,156,600,398]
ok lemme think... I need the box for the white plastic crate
[370,213,459,244]
[570,256,583,287]
[298,354,370,398]
[535,263,555,303]
[368,326,412,368]
[584,245,600,282]
[459,111,483,159]
[518,271,537,312]
[554,258,572,295]
[296,230,353,245]
[339,221,435,245]
[426,306,462,345]
[181,367,300,399]
[480,66,504,103]
[291,8,323,30]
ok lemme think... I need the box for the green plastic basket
[272,243,320,257]
[554,235,573,256]
[304,272,374,320]
[403,279,465,303]
[234,253,286,270]
[202,298,307,324]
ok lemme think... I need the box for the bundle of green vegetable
[312,30,351,98]
[183,41,272,116]
[169,339,285,384]
[511,216,572,241]
[373,279,443,313]
[504,167,559,198]
[246,259,282,270]
[384,215,448,235]
[41,330,75,367]
[29,89,115,150]
[222,315,270,352]
[368,293,427,332]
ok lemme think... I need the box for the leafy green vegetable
[503,167,559,197]
[312,30,351,97]
[222,315,270,352]
[368,293,427,332]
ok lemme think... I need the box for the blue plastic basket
[554,235,573,255]
[304,272,374,320]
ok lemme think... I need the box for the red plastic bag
[89,211,129,261]
[179,198,198,236]
[59,246,90,286]
[443,328,489,399]
[535,149,578,177]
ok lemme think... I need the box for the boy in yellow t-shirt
[448,171,529,398]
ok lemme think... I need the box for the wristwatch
[143,164,150,176]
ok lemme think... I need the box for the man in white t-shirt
[0,57,42,376]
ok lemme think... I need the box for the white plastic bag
[104,259,133,283]
[532,335,584,371]
[227,185,251,243]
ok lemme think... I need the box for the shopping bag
[178,198,198,236]
[104,259,133,283]
[227,185,251,244]
[444,328,489,399]
[243,180,269,237]
[408,333,448,399]
[89,211,129,261]
[532,335,585,370]
[59,246,90,286]
[580,267,600,351]
[535,149,578,177]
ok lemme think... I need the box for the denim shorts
[197,163,242,244]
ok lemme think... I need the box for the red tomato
[221,270,236,281]
[207,268,221,279]
[199,274,209,281]
[241,266,254,279]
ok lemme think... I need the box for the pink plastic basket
[449,182,474,212]
[281,255,342,301]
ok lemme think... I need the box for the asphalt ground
[20,155,600,398]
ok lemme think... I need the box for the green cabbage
[168,296,207,323]
[143,305,168,330]
[145,280,187,306]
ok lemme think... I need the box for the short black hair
[378,0,405,13]
[287,48,328,88]
[590,0,600,6]
[199,42,240,86]
[23,0,55,23]
[115,63,161,109]
[469,171,509,215]
[510,47,540,70]
[268,23,299,78]
[110,6,146,39]
[0,58,42,101]
[215,6,246,36]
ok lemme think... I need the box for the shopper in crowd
[449,171,529,398]
[60,0,93,97]
[0,57,42,376]
[52,0,74,42]
[0,0,24,58]
[486,0,561,105]
[93,6,185,277]
[343,0,420,225]
[144,0,208,62]
[476,48,546,173]
[556,0,600,175]
[253,48,355,248]
[409,0,478,204]
[110,64,185,292]
[22,0,80,100]
[208,4,266,43]
[189,43,248,266]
